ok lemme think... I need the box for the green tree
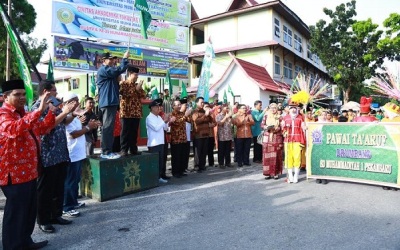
[0,0,47,81]
[309,0,384,103]
[378,13,400,61]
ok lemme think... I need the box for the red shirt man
[0,79,55,250]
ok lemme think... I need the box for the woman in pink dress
[261,103,284,179]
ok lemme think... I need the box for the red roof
[191,3,199,20]
[188,55,285,94]
[233,57,282,93]
[226,0,259,12]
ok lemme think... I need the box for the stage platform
[81,152,159,202]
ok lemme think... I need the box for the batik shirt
[119,80,146,118]
[170,110,190,144]
[32,100,70,168]
[216,113,233,141]
[0,103,55,185]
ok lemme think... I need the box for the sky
[27,0,400,62]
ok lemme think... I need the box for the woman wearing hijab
[261,103,284,179]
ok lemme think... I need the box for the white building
[189,0,331,106]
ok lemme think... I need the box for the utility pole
[5,0,11,80]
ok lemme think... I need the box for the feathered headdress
[369,62,400,100]
[280,73,332,108]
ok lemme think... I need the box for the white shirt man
[146,99,174,183]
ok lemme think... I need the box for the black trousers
[235,138,252,166]
[163,141,168,172]
[120,118,140,154]
[171,143,187,175]
[207,137,215,166]
[148,144,165,178]
[100,106,117,155]
[253,136,263,162]
[37,162,68,225]
[233,138,238,162]
[182,141,191,170]
[2,178,37,250]
[218,140,231,166]
[112,136,121,153]
[194,138,208,170]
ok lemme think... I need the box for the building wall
[235,47,271,69]
[207,17,237,50]
[237,9,273,44]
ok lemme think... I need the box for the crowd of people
[1,48,398,249]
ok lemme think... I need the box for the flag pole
[0,4,42,82]
[5,0,11,81]
[127,10,135,51]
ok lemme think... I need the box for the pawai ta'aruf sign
[306,123,400,188]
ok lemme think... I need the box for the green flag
[90,73,96,97]
[180,83,188,98]
[46,56,54,81]
[0,7,33,109]
[196,38,215,102]
[223,90,228,104]
[151,87,159,100]
[228,85,235,97]
[135,0,152,39]
[166,69,172,98]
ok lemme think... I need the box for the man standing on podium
[97,51,129,159]
[119,65,146,156]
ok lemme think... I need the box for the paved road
[1,158,400,250]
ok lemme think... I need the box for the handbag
[257,131,264,145]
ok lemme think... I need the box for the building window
[274,55,281,75]
[283,60,293,79]
[69,78,79,90]
[274,18,280,38]
[283,25,292,47]
[309,73,315,84]
[295,65,302,77]
[294,34,302,52]
[307,43,312,59]
[313,55,320,65]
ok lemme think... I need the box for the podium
[80,152,159,201]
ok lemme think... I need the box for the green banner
[52,0,189,53]
[307,123,400,187]
[0,7,34,109]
